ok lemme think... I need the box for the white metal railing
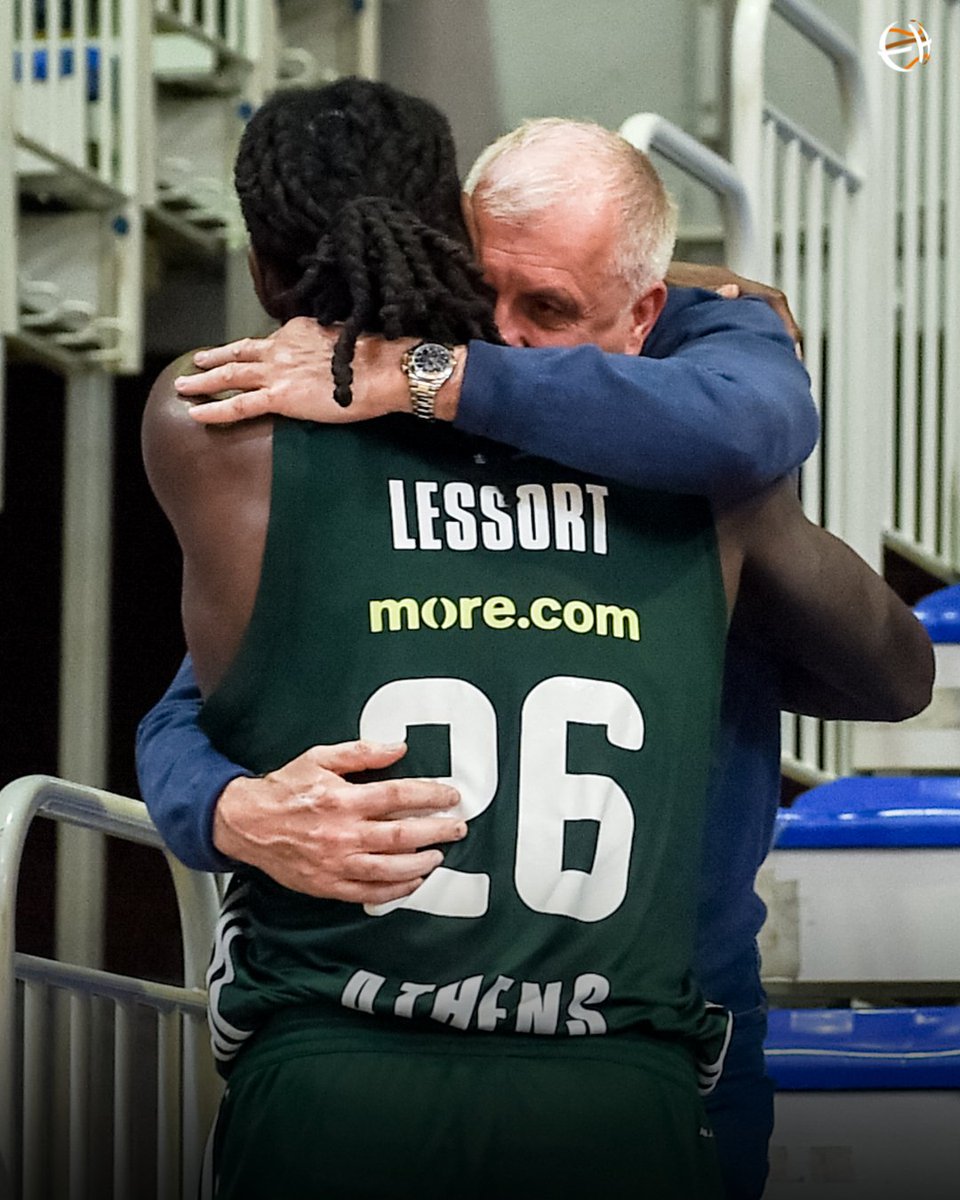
[866,0,960,581]
[0,776,222,1200]
[154,0,255,63]
[5,1,281,372]
[150,0,277,254]
[732,0,884,784]
[732,0,871,536]
[1,0,369,448]
[619,111,756,270]
[7,0,146,372]
[12,0,144,198]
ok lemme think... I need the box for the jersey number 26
[360,675,643,924]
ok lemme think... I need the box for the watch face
[410,342,454,380]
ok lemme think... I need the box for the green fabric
[202,416,727,1072]
[214,1008,723,1199]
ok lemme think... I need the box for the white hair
[464,118,677,294]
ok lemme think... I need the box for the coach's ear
[625,281,668,356]
[462,191,479,251]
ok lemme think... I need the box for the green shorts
[212,1007,723,1200]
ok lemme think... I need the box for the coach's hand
[175,319,432,425]
[213,739,466,902]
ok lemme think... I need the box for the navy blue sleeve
[455,288,817,498]
[135,655,249,871]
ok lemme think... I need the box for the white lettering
[342,970,386,1014]
[514,981,563,1035]
[431,975,484,1030]
[342,970,610,1036]
[388,479,611,555]
[388,480,415,550]
[586,485,609,556]
[479,486,514,550]
[443,482,478,551]
[565,973,610,1036]
[415,481,442,550]
[552,483,586,552]
[516,484,551,549]
[476,975,516,1031]
[394,981,436,1019]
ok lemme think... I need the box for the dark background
[1,357,186,980]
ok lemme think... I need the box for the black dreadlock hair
[234,77,502,406]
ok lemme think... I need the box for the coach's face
[468,190,665,356]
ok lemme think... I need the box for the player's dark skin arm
[144,355,270,694]
[727,481,933,721]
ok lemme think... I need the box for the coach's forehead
[473,195,625,301]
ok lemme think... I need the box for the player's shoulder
[143,349,273,519]
[145,350,205,430]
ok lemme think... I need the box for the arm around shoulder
[454,292,818,498]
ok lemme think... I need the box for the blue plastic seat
[914,583,960,643]
[767,1006,960,1090]
[774,776,960,849]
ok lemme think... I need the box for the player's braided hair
[234,78,501,406]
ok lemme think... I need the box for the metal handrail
[762,103,863,189]
[730,0,869,274]
[619,111,756,275]
[0,774,222,1187]
[15,952,209,1014]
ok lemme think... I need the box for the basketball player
[140,103,931,1200]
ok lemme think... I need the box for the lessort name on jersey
[388,479,610,555]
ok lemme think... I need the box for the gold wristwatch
[400,341,457,420]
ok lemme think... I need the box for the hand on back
[214,739,466,903]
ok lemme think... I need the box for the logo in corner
[879,20,932,71]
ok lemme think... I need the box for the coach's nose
[494,297,529,347]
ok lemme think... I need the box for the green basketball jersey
[202,415,729,1081]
